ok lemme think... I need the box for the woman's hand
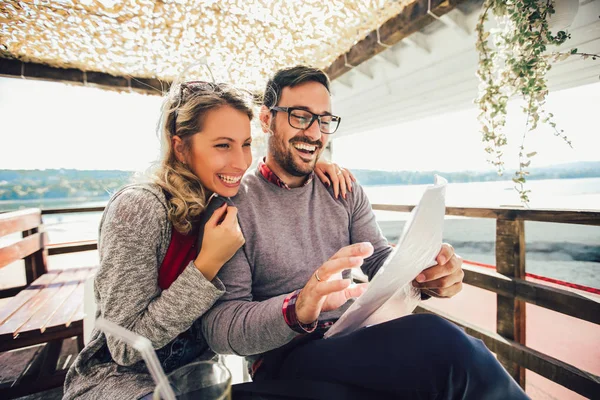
[194,203,245,281]
[314,161,356,199]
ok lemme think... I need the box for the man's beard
[268,126,322,177]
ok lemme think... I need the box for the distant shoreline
[358,172,600,183]
[1,162,599,203]
[349,161,600,185]
[0,197,109,212]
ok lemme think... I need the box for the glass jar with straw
[96,317,231,400]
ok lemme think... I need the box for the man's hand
[295,242,373,324]
[412,243,464,298]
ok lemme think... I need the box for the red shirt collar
[258,159,314,190]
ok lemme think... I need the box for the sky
[0,77,598,173]
[0,77,164,172]
[332,81,600,173]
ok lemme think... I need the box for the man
[202,66,528,399]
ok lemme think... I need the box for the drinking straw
[95,317,176,400]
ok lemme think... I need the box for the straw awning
[0,0,407,92]
[0,0,466,94]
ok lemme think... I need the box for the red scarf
[158,226,199,290]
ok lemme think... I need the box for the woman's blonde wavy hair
[151,81,254,234]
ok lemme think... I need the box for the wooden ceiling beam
[324,0,469,81]
[0,58,170,96]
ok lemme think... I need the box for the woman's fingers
[329,164,351,199]
[329,168,340,199]
[207,203,228,227]
[347,169,357,183]
[338,169,348,199]
[220,206,239,227]
[341,168,353,193]
[314,162,354,199]
[314,167,331,188]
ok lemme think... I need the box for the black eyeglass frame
[270,106,341,134]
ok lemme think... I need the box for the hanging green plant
[475,0,598,204]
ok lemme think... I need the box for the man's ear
[259,105,272,134]
[172,135,187,164]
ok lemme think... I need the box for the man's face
[267,81,331,177]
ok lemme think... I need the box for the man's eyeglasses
[270,106,341,134]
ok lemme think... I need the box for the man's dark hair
[263,65,330,108]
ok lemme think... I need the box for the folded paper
[324,175,447,338]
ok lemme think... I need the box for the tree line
[0,169,134,201]
[0,162,598,202]
[350,163,600,186]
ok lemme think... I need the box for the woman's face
[174,105,252,198]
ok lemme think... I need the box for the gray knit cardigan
[63,184,225,400]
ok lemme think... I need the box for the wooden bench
[0,208,97,398]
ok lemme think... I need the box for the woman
[62,81,353,400]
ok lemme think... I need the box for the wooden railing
[33,205,600,397]
[41,207,104,256]
[372,204,600,398]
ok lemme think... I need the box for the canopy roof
[2,0,597,139]
[1,0,414,92]
[330,0,600,138]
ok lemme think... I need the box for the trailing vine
[475,0,598,204]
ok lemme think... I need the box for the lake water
[363,177,600,289]
[363,176,600,221]
[1,177,598,288]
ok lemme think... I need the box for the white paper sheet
[324,175,447,338]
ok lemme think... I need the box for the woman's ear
[259,105,272,134]
[172,135,187,164]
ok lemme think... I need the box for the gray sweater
[63,184,225,400]
[201,169,392,358]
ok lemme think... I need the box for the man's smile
[293,142,318,155]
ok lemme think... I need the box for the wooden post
[496,218,527,389]
[22,215,47,284]
[23,227,39,284]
